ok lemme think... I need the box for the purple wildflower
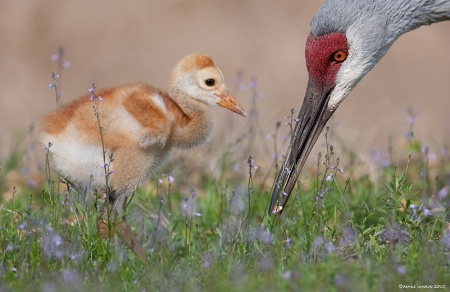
[283,271,292,280]
[284,237,291,248]
[410,204,418,221]
[62,61,70,68]
[247,156,254,166]
[313,236,324,251]
[232,70,243,85]
[246,228,272,244]
[51,54,59,62]
[41,230,64,258]
[437,186,449,200]
[442,231,450,249]
[397,265,407,275]
[259,257,273,272]
[202,253,211,269]
[238,83,247,91]
[182,199,191,215]
[334,274,346,287]
[325,241,336,253]
[371,149,391,168]
[248,77,257,89]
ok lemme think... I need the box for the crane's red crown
[305,33,348,87]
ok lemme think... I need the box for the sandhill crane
[270,0,450,215]
[41,54,246,261]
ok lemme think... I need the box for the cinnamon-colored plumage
[40,54,246,261]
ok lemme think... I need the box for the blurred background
[1,0,450,172]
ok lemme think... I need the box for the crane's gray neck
[311,0,450,45]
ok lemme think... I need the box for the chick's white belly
[42,132,108,187]
[42,134,170,195]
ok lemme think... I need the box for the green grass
[2,61,450,290]
[1,126,450,292]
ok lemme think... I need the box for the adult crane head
[269,0,450,215]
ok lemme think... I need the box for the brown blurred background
[1,0,450,170]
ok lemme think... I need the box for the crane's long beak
[218,93,247,117]
[269,80,335,215]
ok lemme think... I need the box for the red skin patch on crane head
[305,33,348,87]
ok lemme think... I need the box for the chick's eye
[205,79,215,87]
[331,50,348,63]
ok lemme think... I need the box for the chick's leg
[97,190,116,242]
[114,219,146,262]
[97,191,146,262]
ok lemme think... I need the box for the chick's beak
[217,93,247,117]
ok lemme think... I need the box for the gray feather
[311,0,450,42]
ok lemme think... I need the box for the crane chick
[40,54,246,261]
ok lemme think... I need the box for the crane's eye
[331,50,348,63]
[205,79,215,87]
